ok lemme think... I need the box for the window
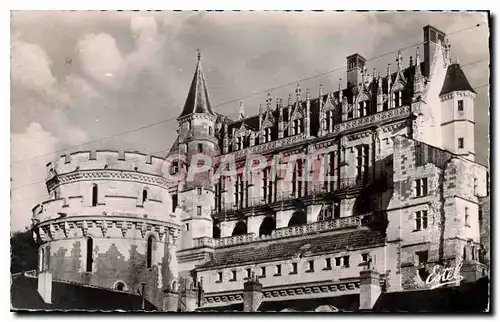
[465,207,470,227]
[416,251,428,266]
[172,194,178,212]
[209,126,213,136]
[115,282,125,291]
[458,100,464,111]
[146,236,154,268]
[170,161,178,175]
[246,268,251,280]
[326,110,334,133]
[361,253,369,263]
[356,145,370,181]
[142,189,148,203]
[216,272,223,283]
[292,160,304,198]
[335,257,342,267]
[275,264,282,276]
[306,260,315,273]
[358,101,369,117]
[86,237,93,273]
[415,210,428,231]
[392,91,403,107]
[260,266,266,278]
[290,262,298,274]
[292,119,302,135]
[185,223,189,231]
[230,270,237,281]
[215,177,224,212]
[236,136,243,150]
[187,122,191,131]
[264,128,272,143]
[343,256,350,268]
[39,248,45,272]
[463,247,467,261]
[234,174,247,209]
[473,178,478,195]
[262,168,276,203]
[198,143,203,153]
[323,151,336,192]
[458,137,464,149]
[197,187,202,196]
[414,178,428,197]
[324,258,332,270]
[197,206,202,216]
[91,184,98,207]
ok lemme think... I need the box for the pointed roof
[178,51,216,118]
[439,63,477,96]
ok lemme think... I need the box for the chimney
[243,273,263,312]
[346,53,366,91]
[37,271,52,304]
[179,279,198,312]
[422,25,447,77]
[359,269,381,311]
[162,289,179,312]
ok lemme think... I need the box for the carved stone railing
[195,214,365,249]
[220,132,308,160]
[332,105,410,134]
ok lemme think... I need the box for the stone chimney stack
[359,268,381,311]
[37,271,52,304]
[243,273,263,312]
[179,278,198,312]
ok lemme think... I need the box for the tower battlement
[46,150,167,179]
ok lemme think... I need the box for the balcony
[194,214,365,249]
[212,177,368,216]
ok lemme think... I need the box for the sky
[10,11,490,232]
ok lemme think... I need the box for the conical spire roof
[178,51,216,118]
[439,63,477,96]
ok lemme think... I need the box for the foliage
[11,229,38,274]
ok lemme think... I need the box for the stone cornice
[33,214,180,244]
[47,169,170,191]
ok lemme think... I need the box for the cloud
[11,35,100,109]
[11,123,60,232]
[78,33,126,88]
[77,15,164,91]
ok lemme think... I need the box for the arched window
[259,216,276,236]
[91,184,98,207]
[232,221,248,236]
[146,235,154,268]
[142,189,148,204]
[213,225,221,239]
[288,210,307,227]
[86,237,93,273]
[115,282,125,291]
[171,280,178,292]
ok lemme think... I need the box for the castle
[20,25,489,312]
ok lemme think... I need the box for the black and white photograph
[9,9,491,313]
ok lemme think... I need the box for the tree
[11,229,38,274]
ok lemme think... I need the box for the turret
[439,62,477,161]
[176,51,218,252]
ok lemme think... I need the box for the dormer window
[358,101,369,117]
[326,111,334,133]
[393,91,403,107]
[293,119,302,135]
[265,128,272,143]
[236,136,243,150]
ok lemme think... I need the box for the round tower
[31,150,181,308]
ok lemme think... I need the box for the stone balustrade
[194,214,365,249]
[332,105,410,134]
